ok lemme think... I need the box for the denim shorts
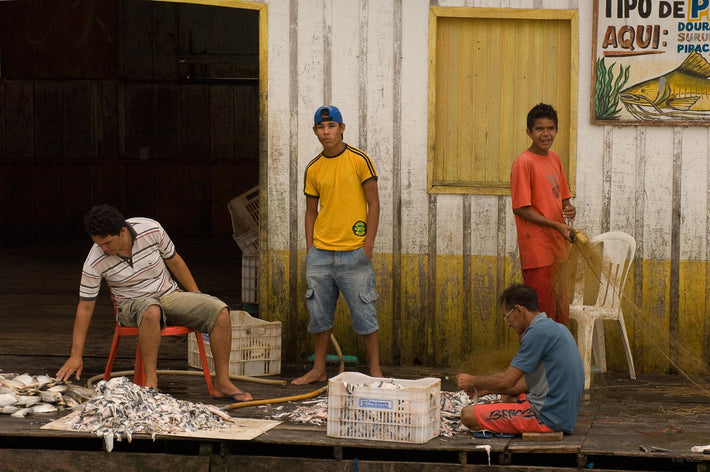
[305,246,379,335]
[116,290,227,334]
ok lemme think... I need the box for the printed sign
[358,398,394,410]
[592,0,710,124]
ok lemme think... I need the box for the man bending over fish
[457,284,584,436]
[56,204,252,402]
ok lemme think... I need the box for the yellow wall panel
[435,255,465,365]
[638,260,671,373]
[678,261,707,374]
[265,251,693,376]
[263,250,290,326]
[399,254,429,365]
[470,255,504,348]
[373,254,393,363]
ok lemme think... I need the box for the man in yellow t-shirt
[292,105,382,385]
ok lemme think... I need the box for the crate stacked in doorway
[227,186,259,305]
[188,310,281,377]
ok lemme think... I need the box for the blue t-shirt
[511,313,584,433]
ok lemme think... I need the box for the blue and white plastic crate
[326,371,440,443]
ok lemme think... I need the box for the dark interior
[0,0,260,242]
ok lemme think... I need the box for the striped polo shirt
[79,217,179,307]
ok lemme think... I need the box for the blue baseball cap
[314,105,343,124]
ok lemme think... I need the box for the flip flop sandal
[474,430,516,438]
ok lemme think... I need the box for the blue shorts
[305,247,379,335]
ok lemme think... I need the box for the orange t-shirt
[511,150,572,270]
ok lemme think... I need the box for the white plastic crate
[227,186,259,236]
[235,226,258,255]
[327,372,440,444]
[241,254,259,304]
[188,310,281,377]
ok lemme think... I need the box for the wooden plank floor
[2,239,710,471]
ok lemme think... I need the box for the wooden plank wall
[263,0,710,376]
[0,0,260,240]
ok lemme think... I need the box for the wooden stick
[522,431,564,441]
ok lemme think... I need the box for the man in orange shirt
[510,103,576,324]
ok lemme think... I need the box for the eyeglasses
[503,306,515,322]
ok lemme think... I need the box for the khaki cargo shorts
[116,290,227,334]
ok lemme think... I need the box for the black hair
[526,103,558,130]
[500,284,540,312]
[84,204,126,237]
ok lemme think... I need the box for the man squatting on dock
[457,284,584,435]
[56,204,252,402]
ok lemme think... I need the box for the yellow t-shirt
[303,144,378,251]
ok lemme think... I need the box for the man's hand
[562,204,576,221]
[363,242,374,260]
[457,373,476,397]
[513,205,575,242]
[556,221,576,242]
[56,355,83,381]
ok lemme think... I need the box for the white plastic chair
[569,231,637,389]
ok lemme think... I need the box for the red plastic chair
[102,291,214,395]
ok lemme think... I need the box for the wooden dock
[2,240,710,471]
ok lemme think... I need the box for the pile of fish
[0,372,94,417]
[65,377,233,452]
[269,396,329,425]
[344,378,402,394]
[439,390,475,437]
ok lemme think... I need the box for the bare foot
[291,369,327,385]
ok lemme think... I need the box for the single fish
[16,395,42,407]
[32,403,58,414]
[12,374,36,387]
[0,405,19,415]
[0,393,17,407]
[35,375,55,389]
[11,407,32,418]
[41,390,63,404]
[620,51,710,120]
[0,379,24,390]
[66,385,94,400]
[63,396,80,409]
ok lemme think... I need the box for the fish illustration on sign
[620,51,710,121]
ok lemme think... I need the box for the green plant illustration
[594,57,630,120]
